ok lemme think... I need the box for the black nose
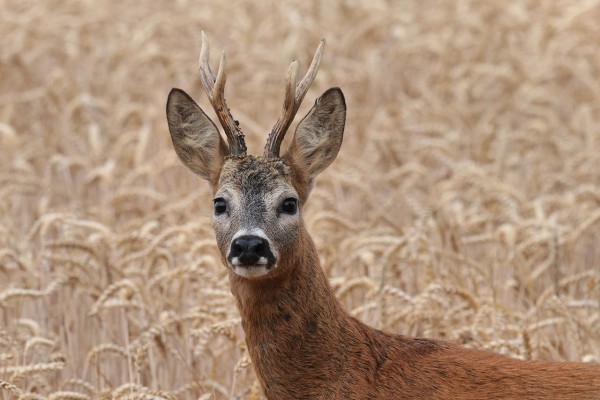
[229,235,271,266]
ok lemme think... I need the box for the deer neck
[228,233,352,392]
[229,235,347,339]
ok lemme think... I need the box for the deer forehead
[217,156,298,201]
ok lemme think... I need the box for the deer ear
[285,88,346,179]
[166,88,228,182]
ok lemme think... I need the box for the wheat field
[1,0,599,399]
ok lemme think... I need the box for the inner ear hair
[286,87,346,179]
[166,88,228,182]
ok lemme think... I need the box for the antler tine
[198,31,247,156]
[264,39,325,158]
[295,39,325,104]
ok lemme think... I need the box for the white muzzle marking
[229,228,278,278]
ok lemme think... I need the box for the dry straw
[1,0,599,398]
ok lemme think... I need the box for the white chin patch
[232,264,275,278]
[230,256,276,278]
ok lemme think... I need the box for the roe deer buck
[166,33,600,400]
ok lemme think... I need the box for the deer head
[166,33,346,280]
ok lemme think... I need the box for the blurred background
[1,0,599,398]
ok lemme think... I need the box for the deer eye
[214,198,227,215]
[281,198,298,215]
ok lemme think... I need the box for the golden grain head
[1,0,599,399]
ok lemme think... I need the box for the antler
[263,39,325,158]
[199,32,247,156]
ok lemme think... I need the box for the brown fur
[167,69,599,400]
[229,228,600,399]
